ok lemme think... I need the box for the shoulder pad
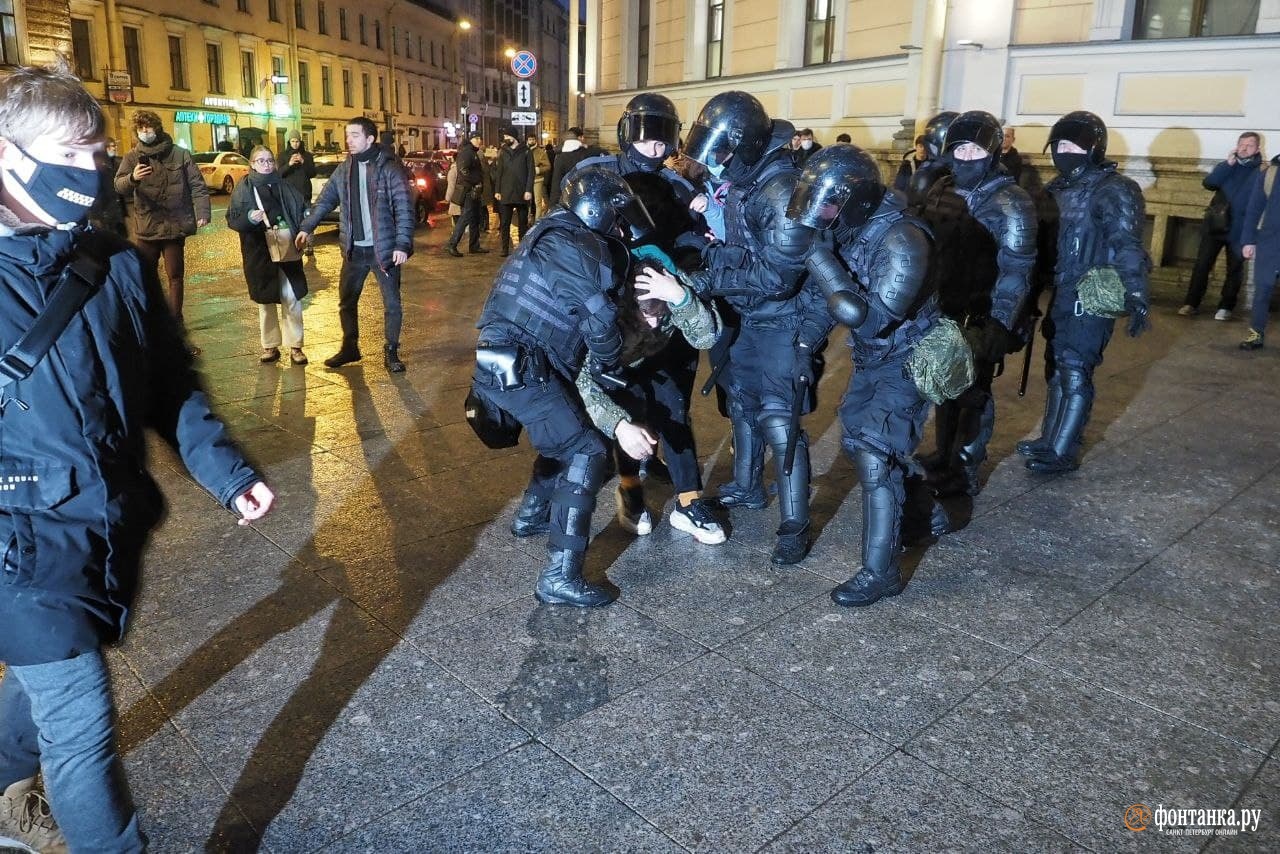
[573,153,622,175]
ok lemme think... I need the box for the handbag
[1203,190,1230,236]
[1075,266,1127,318]
[464,384,522,449]
[253,187,302,263]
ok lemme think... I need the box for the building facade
[586,0,1280,273]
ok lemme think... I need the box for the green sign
[174,110,231,125]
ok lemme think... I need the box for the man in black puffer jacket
[446,133,488,256]
[297,117,414,372]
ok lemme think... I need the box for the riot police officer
[924,110,1037,496]
[472,167,655,606]
[683,91,819,564]
[792,145,961,606]
[905,110,959,208]
[1018,111,1150,472]
[569,93,720,540]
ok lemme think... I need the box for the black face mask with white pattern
[3,142,99,224]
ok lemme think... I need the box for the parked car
[308,153,432,229]
[402,151,449,221]
[192,151,251,194]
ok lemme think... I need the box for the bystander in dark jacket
[549,129,605,207]
[279,133,317,204]
[1239,155,1278,348]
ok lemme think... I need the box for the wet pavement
[44,207,1280,850]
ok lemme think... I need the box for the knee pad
[563,449,608,492]
[1058,364,1092,396]
[853,447,893,489]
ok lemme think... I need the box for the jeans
[0,651,145,852]
[1182,230,1244,311]
[611,339,703,494]
[338,244,403,350]
[448,189,483,251]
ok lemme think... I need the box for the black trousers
[611,338,702,494]
[337,244,403,350]
[448,189,483,251]
[498,203,530,251]
[1183,230,1244,311]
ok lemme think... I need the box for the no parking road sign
[511,50,537,79]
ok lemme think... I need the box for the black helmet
[944,110,1003,155]
[684,91,773,172]
[1046,110,1108,163]
[617,92,681,152]
[921,111,959,160]
[562,166,655,242]
[787,144,885,231]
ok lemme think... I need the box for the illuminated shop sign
[174,111,232,125]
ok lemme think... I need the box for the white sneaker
[1214,309,1231,321]
[669,500,727,544]
[615,484,653,536]
[0,778,67,854]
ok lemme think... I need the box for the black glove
[984,322,1014,362]
[1125,291,1151,338]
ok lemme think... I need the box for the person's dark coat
[298,144,414,269]
[1205,154,1265,247]
[113,130,211,240]
[1000,147,1025,185]
[894,153,926,192]
[226,172,309,303]
[279,138,317,204]
[793,141,822,168]
[455,139,484,188]
[494,142,535,205]
[549,143,606,207]
[1241,158,1279,288]
[0,211,259,665]
[89,154,127,237]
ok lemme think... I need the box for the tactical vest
[1051,165,1119,293]
[916,170,998,319]
[721,154,795,261]
[477,215,619,372]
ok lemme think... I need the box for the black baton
[783,375,809,476]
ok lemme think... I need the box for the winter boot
[534,452,618,606]
[761,415,811,565]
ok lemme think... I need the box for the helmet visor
[684,121,738,168]
[616,193,656,244]
[786,175,850,230]
[621,112,680,150]
[1046,117,1099,154]
[944,115,1001,154]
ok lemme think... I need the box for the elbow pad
[806,246,867,328]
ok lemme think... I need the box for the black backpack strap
[0,231,116,390]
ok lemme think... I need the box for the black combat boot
[324,346,362,368]
[715,407,768,509]
[761,416,811,565]
[901,474,949,547]
[535,453,618,607]
[943,395,994,497]
[833,451,905,607]
[1027,367,1090,474]
[1017,380,1063,458]
[384,344,406,373]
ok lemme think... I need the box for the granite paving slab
[907,660,1263,852]
[762,751,1084,852]
[1026,590,1280,751]
[1115,540,1280,644]
[419,599,707,734]
[331,743,683,852]
[1208,756,1280,852]
[603,535,834,648]
[178,644,529,850]
[1182,469,1280,570]
[724,596,1016,745]
[546,654,891,852]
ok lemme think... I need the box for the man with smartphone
[114,110,210,354]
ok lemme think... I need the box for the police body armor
[1049,163,1143,299]
[476,211,625,377]
[838,193,938,362]
[955,173,1038,330]
[912,166,997,321]
[718,153,806,319]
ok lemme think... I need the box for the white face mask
[137,130,156,145]
[800,140,813,150]
[706,162,725,179]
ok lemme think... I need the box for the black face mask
[951,158,989,190]
[625,145,665,172]
[4,142,99,224]
[1052,150,1091,178]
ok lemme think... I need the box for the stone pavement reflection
[101,211,1280,852]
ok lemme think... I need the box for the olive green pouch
[1076,266,1127,318]
[907,316,975,405]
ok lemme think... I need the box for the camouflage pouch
[1076,266,1127,318]
[907,316,975,405]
